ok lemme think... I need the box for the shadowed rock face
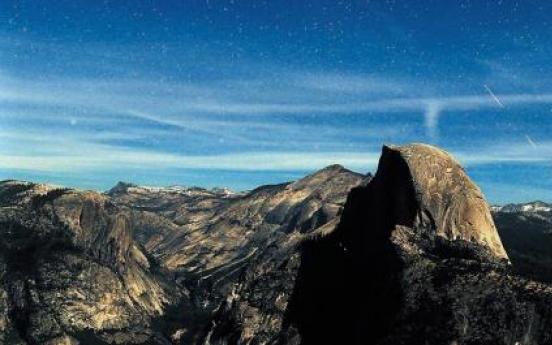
[284,144,552,345]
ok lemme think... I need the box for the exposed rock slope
[107,182,240,227]
[109,165,365,343]
[0,181,179,344]
[110,165,363,279]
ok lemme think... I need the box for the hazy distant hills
[491,201,552,284]
[492,201,552,213]
[1,145,552,344]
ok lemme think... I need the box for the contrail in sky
[525,135,537,148]
[484,84,504,108]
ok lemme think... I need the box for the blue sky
[1,0,551,203]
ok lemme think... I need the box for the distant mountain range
[491,201,552,213]
[1,145,552,344]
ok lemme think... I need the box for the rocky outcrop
[385,144,508,259]
[285,144,552,345]
[0,181,179,344]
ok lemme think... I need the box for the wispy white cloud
[0,150,380,173]
[424,103,441,140]
[0,70,408,151]
[2,68,552,184]
[456,140,552,166]
[3,72,552,136]
[1,123,550,175]
[0,127,381,172]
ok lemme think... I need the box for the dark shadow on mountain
[285,148,418,345]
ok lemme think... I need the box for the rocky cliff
[385,144,508,259]
[0,181,180,344]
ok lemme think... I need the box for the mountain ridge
[1,150,552,344]
[492,200,552,213]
